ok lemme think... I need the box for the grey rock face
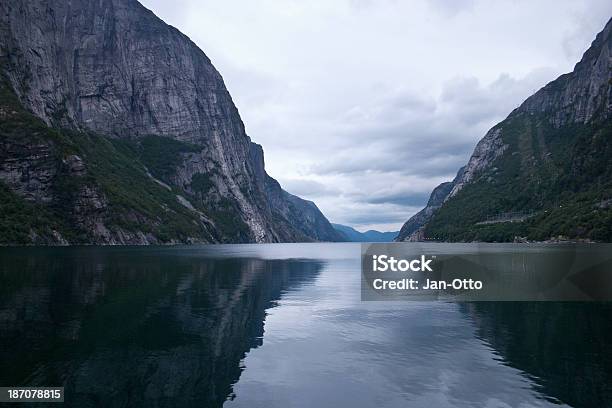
[446,128,506,199]
[2,0,231,141]
[0,0,342,243]
[518,19,611,127]
[0,137,57,203]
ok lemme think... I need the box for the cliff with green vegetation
[397,17,612,242]
[0,0,342,244]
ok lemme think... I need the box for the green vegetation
[0,182,65,244]
[74,130,206,241]
[0,79,80,243]
[207,198,251,242]
[425,114,612,242]
[191,172,215,193]
[0,77,212,244]
[137,135,201,181]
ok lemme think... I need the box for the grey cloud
[428,0,475,17]
[310,146,467,178]
[440,71,557,126]
[364,191,432,206]
[281,179,341,198]
[309,70,553,180]
[561,2,612,62]
[337,205,422,227]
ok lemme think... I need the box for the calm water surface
[0,244,611,407]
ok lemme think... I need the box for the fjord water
[1,244,611,407]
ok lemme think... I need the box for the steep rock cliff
[0,0,342,244]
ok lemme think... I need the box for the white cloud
[141,0,612,231]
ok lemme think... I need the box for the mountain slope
[397,17,612,242]
[0,0,343,244]
[394,170,460,242]
[332,224,398,242]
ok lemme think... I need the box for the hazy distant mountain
[397,17,612,242]
[332,224,398,242]
[0,0,343,244]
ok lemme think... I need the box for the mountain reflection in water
[0,244,610,408]
[462,302,612,407]
[0,245,324,407]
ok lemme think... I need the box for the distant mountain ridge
[397,17,612,242]
[0,0,343,244]
[332,224,398,242]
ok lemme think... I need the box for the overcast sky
[141,0,611,232]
